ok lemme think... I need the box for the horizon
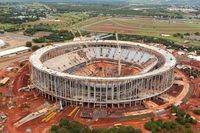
[0,0,199,5]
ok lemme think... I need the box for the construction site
[0,60,77,132]
[0,35,199,132]
[30,39,176,107]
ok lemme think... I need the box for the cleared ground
[82,17,200,48]
[0,62,74,133]
[0,32,34,52]
[0,52,31,69]
[73,62,140,77]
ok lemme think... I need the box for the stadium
[29,40,176,108]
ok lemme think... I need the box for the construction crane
[115,33,121,76]
[76,28,97,62]
[70,28,88,50]
[95,34,113,41]
[69,29,76,39]
[71,28,96,59]
[76,28,89,48]
[100,34,113,39]
[77,28,83,37]
[71,28,114,62]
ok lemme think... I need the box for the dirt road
[0,52,31,69]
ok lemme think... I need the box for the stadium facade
[30,40,176,108]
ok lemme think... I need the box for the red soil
[74,61,140,77]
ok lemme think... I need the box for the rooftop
[0,46,30,57]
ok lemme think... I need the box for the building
[0,47,30,58]
[30,40,176,108]
[0,40,6,48]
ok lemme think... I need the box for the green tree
[26,41,32,47]
[194,32,200,36]
[59,117,69,128]
[19,62,24,67]
[51,125,59,132]
[57,127,70,133]
[119,126,129,133]
[193,110,200,115]
[31,45,40,51]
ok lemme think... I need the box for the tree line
[144,106,197,133]
[33,30,90,43]
[181,67,200,78]
[50,117,142,133]
[107,33,200,53]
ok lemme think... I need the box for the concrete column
[94,82,96,108]
[69,80,72,98]
[106,82,108,102]
[54,77,57,102]
[111,82,114,101]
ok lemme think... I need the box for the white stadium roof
[0,46,30,57]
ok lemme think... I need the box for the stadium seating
[44,46,158,73]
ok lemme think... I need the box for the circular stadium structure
[30,40,176,108]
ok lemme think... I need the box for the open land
[0,32,34,52]
[1,60,198,132]
[82,17,200,48]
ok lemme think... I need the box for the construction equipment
[70,29,76,39]
[68,106,79,117]
[42,111,56,122]
[77,28,83,37]
[115,33,121,76]
[14,102,60,127]
[76,28,89,48]
[70,29,86,51]
[95,34,113,40]
[45,112,57,122]
[14,108,47,127]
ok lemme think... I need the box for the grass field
[22,12,90,31]
[81,17,200,48]
[0,23,15,30]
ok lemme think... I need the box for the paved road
[0,52,31,69]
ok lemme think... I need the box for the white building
[0,46,31,58]
[0,39,6,48]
